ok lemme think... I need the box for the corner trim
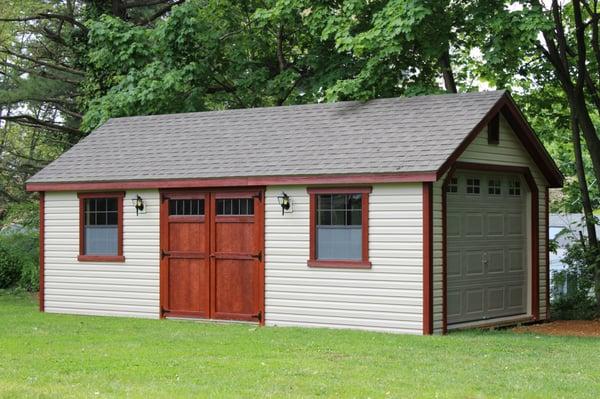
[423,182,433,335]
[39,192,45,312]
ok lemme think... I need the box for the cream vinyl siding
[43,190,160,318]
[431,116,549,332]
[264,184,424,334]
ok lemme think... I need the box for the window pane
[316,226,362,260]
[107,212,118,225]
[97,198,106,212]
[96,212,106,225]
[318,195,332,210]
[331,210,345,225]
[332,194,346,210]
[348,210,362,225]
[169,199,205,216]
[347,194,362,210]
[107,198,117,212]
[85,226,118,255]
[318,210,331,225]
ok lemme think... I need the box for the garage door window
[446,178,458,193]
[488,179,502,195]
[78,192,124,262]
[466,178,480,194]
[307,187,371,268]
[509,180,521,196]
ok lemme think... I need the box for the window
[169,199,204,215]
[216,198,254,215]
[308,187,371,268]
[509,180,521,196]
[446,178,458,193]
[488,114,500,144]
[78,192,124,262]
[466,178,480,194]
[488,179,502,195]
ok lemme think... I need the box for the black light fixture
[133,195,144,216]
[277,192,290,215]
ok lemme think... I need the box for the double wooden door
[160,189,264,322]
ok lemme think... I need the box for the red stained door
[211,192,263,322]
[160,193,210,318]
[160,190,264,323]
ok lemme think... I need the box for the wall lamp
[277,192,291,216]
[132,195,145,216]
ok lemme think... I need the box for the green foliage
[551,235,600,320]
[0,231,39,291]
[0,246,20,289]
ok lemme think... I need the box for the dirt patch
[513,320,600,337]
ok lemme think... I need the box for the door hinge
[254,191,263,201]
[161,250,170,259]
[255,310,262,322]
[251,251,262,262]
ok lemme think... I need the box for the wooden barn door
[160,189,264,323]
[160,192,210,318]
[211,192,263,322]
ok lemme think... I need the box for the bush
[0,231,39,291]
[550,238,600,320]
[0,247,21,288]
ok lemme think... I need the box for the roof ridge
[105,90,506,123]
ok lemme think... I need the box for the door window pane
[216,198,254,216]
[169,199,205,216]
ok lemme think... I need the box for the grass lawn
[0,293,599,398]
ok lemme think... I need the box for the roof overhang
[26,171,438,192]
[436,92,564,188]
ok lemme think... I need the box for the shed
[27,90,563,334]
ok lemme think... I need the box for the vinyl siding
[43,190,160,318]
[432,115,549,333]
[264,184,424,334]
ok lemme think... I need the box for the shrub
[0,231,39,291]
[550,238,600,320]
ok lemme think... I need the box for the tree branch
[0,115,81,136]
[0,13,88,33]
[0,48,84,76]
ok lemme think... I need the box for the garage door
[446,172,528,325]
[160,190,264,322]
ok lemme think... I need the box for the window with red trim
[78,192,125,262]
[308,187,371,269]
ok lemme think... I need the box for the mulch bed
[513,320,600,337]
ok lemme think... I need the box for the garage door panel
[487,287,505,311]
[447,251,461,277]
[487,250,505,274]
[465,251,484,276]
[447,172,528,325]
[465,213,484,236]
[487,214,504,236]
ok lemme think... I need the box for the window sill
[307,259,371,269]
[78,255,126,262]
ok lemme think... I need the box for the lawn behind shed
[0,293,599,398]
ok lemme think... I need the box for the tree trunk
[571,114,599,246]
[439,49,457,94]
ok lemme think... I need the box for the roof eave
[26,171,438,192]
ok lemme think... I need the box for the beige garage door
[446,171,528,325]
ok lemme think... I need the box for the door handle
[482,252,488,264]
[251,251,262,262]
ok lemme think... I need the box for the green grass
[1,294,599,398]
